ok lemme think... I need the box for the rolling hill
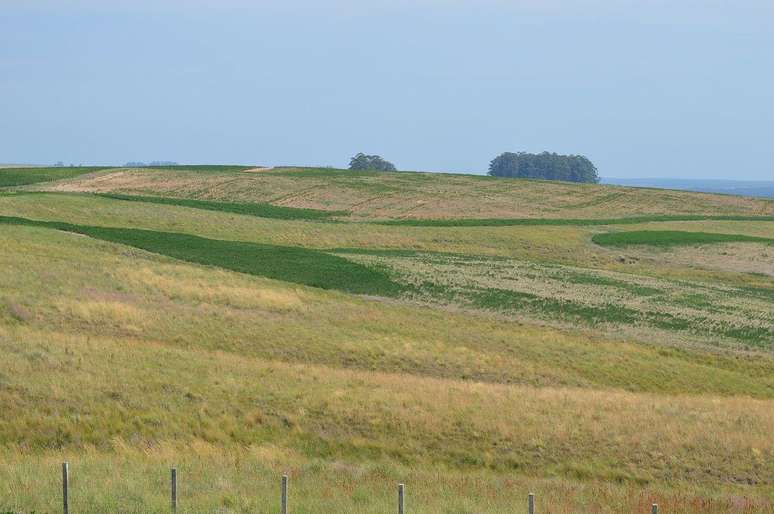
[0,165,772,513]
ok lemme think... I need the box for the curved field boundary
[592,230,774,247]
[0,167,110,187]
[0,216,401,296]
[378,215,774,227]
[99,194,350,221]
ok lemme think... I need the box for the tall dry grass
[1,447,771,513]
[1,325,772,487]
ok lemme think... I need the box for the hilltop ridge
[17,165,774,221]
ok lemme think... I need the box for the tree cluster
[348,153,396,172]
[488,152,599,183]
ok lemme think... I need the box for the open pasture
[1,166,773,512]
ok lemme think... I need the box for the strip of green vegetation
[0,167,109,187]
[379,215,774,227]
[593,231,774,247]
[100,193,349,220]
[739,286,774,303]
[0,216,401,296]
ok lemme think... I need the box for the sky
[1,0,773,179]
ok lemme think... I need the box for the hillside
[31,165,774,220]
[0,165,772,513]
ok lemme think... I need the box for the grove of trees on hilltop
[349,153,397,172]
[488,152,599,183]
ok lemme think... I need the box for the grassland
[0,166,108,187]
[1,166,773,512]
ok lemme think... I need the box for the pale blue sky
[2,1,772,178]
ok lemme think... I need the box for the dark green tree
[488,152,599,183]
[348,153,397,172]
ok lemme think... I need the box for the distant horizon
[0,161,774,188]
[3,161,773,187]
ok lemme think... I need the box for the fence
[51,462,663,513]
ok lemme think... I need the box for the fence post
[62,462,69,514]
[528,492,535,514]
[171,467,178,512]
[398,483,405,514]
[281,474,288,514]
[652,504,658,514]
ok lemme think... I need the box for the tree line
[348,151,599,183]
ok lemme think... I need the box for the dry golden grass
[1,324,772,492]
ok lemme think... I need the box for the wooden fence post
[398,483,405,514]
[281,474,288,514]
[62,462,69,514]
[652,504,658,514]
[528,492,535,514]
[171,467,178,512]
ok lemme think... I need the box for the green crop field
[593,230,774,247]
[1,166,773,513]
[0,166,108,187]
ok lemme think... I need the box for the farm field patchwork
[1,166,773,512]
[39,166,774,220]
[0,216,400,295]
[341,250,774,350]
